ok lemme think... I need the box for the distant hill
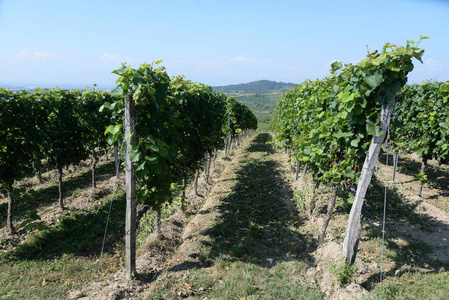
[213,80,296,94]
[213,80,297,131]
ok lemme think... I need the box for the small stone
[69,290,85,299]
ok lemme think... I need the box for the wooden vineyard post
[7,191,14,234]
[114,144,120,180]
[204,152,208,182]
[57,165,64,210]
[124,94,137,278]
[295,161,300,181]
[342,100,394,265]
[226,116,231,155]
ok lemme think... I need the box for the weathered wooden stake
[91,150,98,190]
[295,161,301,181]
[225,116,231,155]
[194,169,199,195]
[57,165,64,210]
[418,157,428,197]
[300,164,308,190]
[319,183,339,242]
[7,190,14,234]
[114,144,120,180]
[207,149,213,181]
[156,209,162,235]
[343,100,394,265]
[125,94,136,278]
[204,152,209,183]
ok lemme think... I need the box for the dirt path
[89,133,322,299]
[165,133,303,271]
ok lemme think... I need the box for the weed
[331,259,358,286]
[293,180,324,218]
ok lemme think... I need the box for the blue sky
[0,0,448,88]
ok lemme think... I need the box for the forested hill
[212,80,297,131]
[213,80,296,93]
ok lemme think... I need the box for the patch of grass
[257,122,270,132]
[294,180,326,218]
[0,191,125,299]
[1,190,126,262]
[150,259,323,300]
[0,253,105,300]
[372,271,449,300]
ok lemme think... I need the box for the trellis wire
[379,100,396,299]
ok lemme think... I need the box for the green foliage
[105,62,256,211]
[0,89,46,193]
[270,39,426,188]
[331,259,358,286]
[39,88,90,170]
[109,62,179,209]
[417,172,427,182]
[227,96,258,138]
[392,81,449,165]
[16,209,47,233]
[171,75,227,175]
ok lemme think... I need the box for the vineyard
[1,38,449,299]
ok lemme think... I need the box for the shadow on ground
[0,160,116,229]
[0,191,125,262]
[170,133,316,271]
[378,153,449,198]
[354,175,449,290]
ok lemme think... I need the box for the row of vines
[392,81,449,195]
[0,88,114,233]
[105,62,257,213]
[270,37,433,264]
[0,62,258,236]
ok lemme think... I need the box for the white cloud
[12,49,67,60]
[14,49,29,58]
[421,58,445,72]
[197,60,218,68]
[229,56,271,63]
[100,53,142,65]
[33,51,65,59]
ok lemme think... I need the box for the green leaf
[112,65,128,75]
[365,70,383,89]
[338,92,355,103]
[366,120,376,136]
[111,86,123,97]
[129,150,141,162]
[335,131,352,138]
[350,137,360,147]
[105,124,122,135]
[331,61,343,73]
[99,101,111,112]
[159,148,168,157]
[343,168,355,179]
